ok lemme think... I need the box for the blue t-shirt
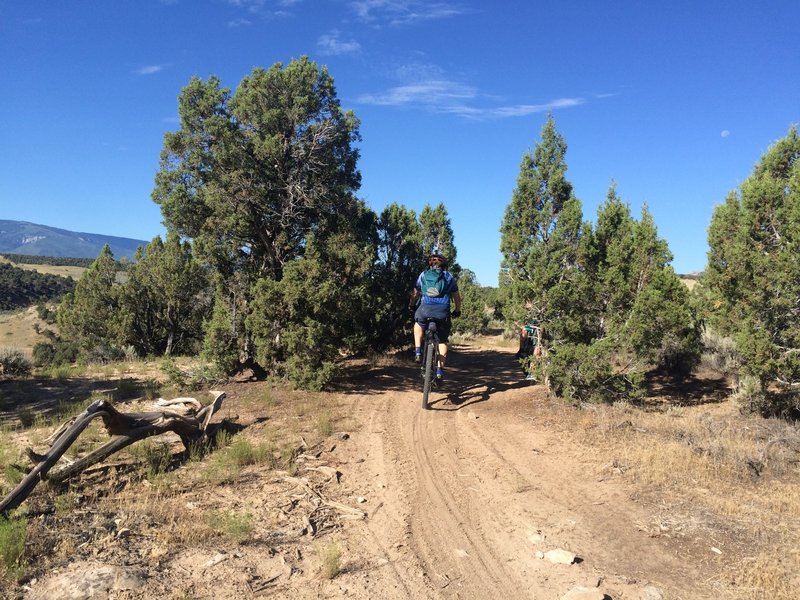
[415,269,458,319]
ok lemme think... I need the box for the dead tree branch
[0,391,225,516]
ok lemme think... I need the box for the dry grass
[0,307,48,356]
[315,539,342,579]
[558,398,800,600]
[0,257,87,280]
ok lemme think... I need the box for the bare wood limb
[1,391,226,516]
[1,399,109,514]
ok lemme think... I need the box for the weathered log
[0,391,225,515]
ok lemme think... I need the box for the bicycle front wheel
[422,338,436,410]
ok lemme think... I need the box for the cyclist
[515,319,542,381]
[408,253,462,383]
[515,319,541,358]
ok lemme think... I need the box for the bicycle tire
[422,335,436,410]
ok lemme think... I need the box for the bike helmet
[426,253,448,268]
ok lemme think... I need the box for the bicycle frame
[420,319,441,410]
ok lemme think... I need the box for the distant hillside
[0,262,75,311]
[0,220,147,260]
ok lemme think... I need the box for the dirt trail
[11,342,736,599]
[339,344,721,599]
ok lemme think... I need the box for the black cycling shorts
[414,305,452,342]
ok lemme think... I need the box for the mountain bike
[419,317,443,410]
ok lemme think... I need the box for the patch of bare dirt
[2,340,788,599]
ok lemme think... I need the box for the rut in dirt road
[354,344,720,600]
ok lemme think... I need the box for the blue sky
[1,1,798,286]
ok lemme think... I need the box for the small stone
[527,530,545,544]
[639,585,665,600]
[535,551,545,559]
[560,586,604,600]
[544,549,576,565]
[356,496,367,503]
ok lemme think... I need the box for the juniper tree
[451,268,489,335]
[117,234,209,357]
[547,187,699,403]
[247,209,376,390]
[369,203,424,350]
[152,57,366,381]
[500,119,699,402]
[498,115,589,345]
[419,202,459,272]
[704,127,800,415]
[56,245,121,360]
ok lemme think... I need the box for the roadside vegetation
[0,56,797,598]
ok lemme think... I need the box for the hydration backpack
[420,268,449,299]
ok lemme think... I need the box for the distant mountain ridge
[0,220,147,260]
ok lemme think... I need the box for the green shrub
[0,347,32,377]
[315,540,342,579]
[206,509,253,542]
[84,342,125,364]
[16,406,35,428]
[32,338,79,367]
[114,378,140,400]
[161,359,187,388]
[0,515,27,580]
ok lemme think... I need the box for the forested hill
[0,262,75,310]
[0,220,146,260]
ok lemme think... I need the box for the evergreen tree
[546,190,699,403]
[117,234,210,357]
[451,268,489,335]
[500,118,699,403]
[498,115,588,344]
[419,202,459,271]
[369,203,424,350]
[248,211,376,389]
[56,245,122,360]
[152,57,366,381]
[704,127,800,415]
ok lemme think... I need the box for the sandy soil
[5,342,741,600]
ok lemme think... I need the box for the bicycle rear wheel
[422,337,435,410]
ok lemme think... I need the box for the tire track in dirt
[405,399,524,598]
[346,391,431,598]
[344,344,727,599]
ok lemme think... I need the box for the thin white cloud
[228,17,252,27]
[360,81,584,119]
[360,62,588,118]
[721,130,731,138]
[359,80,477,106]
[351,0,465,25]
[226,0,296,17]
[489,98,585,118]
[227,0,267,13]
[318,30,361,55]
[134,65,165,76]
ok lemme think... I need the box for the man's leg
[435,342,448,381]
[437,343,448,368]
[516,329,528,357]
[413,322,423,362]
